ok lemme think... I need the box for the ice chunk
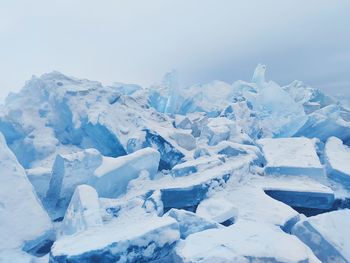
[46,147,159,219]
[173,220,320,263]
[26,167,52,202]
[143,129,184,170]
[292,209,350,263]
[294,105,350,144]
[325,137,350,189]
[160,158,251,212]
[50,216,179,262]
[210,184,299,232]
[165,208,222,239]
[259,176,334,210]
[46,148,103,220]
[257,137,324,178]
[93,147,160,196]
[174,115,192,130]
[200,117,237,146]
[171,156,223,177]
[0,133,53,257]
[59,185,102,237]
[196,197,238,225]
[283,80,334,114]
[170,130,196,151]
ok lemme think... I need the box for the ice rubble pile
[1,65,350,262]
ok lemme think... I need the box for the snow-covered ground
[1,65,350,262]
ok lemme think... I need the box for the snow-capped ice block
[171,156,223,177]
[212,141,265,166]
[143,129,184,170]
[174,115,192,130]
[214,183,300,232]
[46,149,103,220]
[161,159,250,212]
[59,185,102,237]
[165,209,221,239]
[325,137,350,189]
[93,147,160,197]
[200,117,236,146]
[294,105,350,145]
[260,177,334,210]
[173,220,320,263]
[170,130,196,151]
[257,137,324,178]
[292,209,350,263]
[0,133,53,257]
[196,197,238,225]
[50,216,180,263]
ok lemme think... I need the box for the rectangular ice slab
[173,220,320,263]
[259,177,334,210]
[257,137,324,178]
[0,133,53,258]
[160,159,250,211]
[325,137,350,189]
[292,209,350,263]
[50,216,179,263]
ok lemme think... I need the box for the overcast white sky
[1,0,350,101]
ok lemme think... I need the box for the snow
[257,137,324,178]
[174,220,320,263]
[292,209,350,262]
[0,132,53,259]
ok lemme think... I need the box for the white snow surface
[257,137,322,169]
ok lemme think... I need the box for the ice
[233,64,307,138]
[170,130,196,151]
[200,117,236,146]
[0,133,53,258]
[46,148,103,220]
[173,115,192,130]
[257,137,324,178]
[50,216,179,262]
[165,208,222,239]
[2,66,350,261]
[205,182,299,232]
[325,137,350,189]
[283,80,334,114]
[143,129,185,170]
[292,209,350,263]
[258,176,335,210]
[171,156,223,177]
[196,197,238,225]
[294,105,350,145]
[46,147,159,219]
[173,220,320,263]
[160,159,251,212]
[93,147,160,196]
[59,185,102,237]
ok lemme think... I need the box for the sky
[1,0,350,101]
